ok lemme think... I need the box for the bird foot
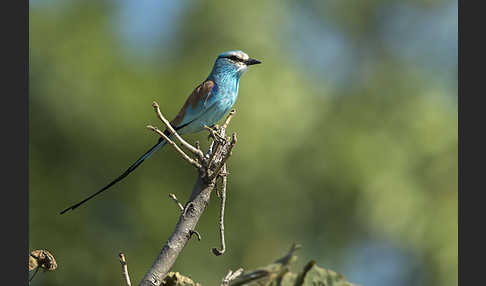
[205,125,227,144]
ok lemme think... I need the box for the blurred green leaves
[29,1,456,286]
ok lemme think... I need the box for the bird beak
[245,58,262,66]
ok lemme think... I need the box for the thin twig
[152,102,204,159]
[119,253,132,286]
[147,125,201,168]
[215,175,221,198]
[212,163,227,256]
[168,193,184,211]
[29,267,40,283]
[222,109,236,129]
[221,268,244,286]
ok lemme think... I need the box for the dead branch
[138,104,237,286]
[119,253,132,286]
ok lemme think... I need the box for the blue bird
[60,50,261,214]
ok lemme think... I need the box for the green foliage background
[29,1,457,286]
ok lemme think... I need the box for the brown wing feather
[170,79,215,128]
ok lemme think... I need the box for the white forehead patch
[229,51,249,61]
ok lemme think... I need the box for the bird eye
[229,55,240,62]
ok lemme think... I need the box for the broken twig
[221,268,244,286]
[119,253,132,286]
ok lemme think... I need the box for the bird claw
[205,125,226,144]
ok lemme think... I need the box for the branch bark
[139,174,214,286]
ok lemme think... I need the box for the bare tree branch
[138,103,238,286]
[152,101,204,160]
[119,253,132,286]
[139,174,215,286]
[146,125,201,168]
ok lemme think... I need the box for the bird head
[210,50,261,79]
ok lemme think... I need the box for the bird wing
[170,79,217,129]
